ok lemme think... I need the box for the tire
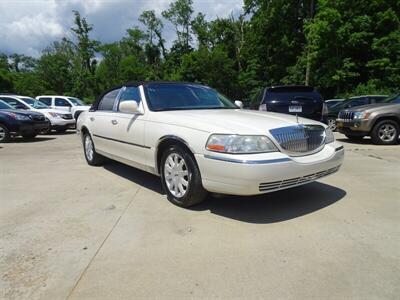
[160,144,207,207]
[22,133,38,139]
[327,117,337,131]
[56,128,67,133]
[371,120,399,145]
[345,135,365,141]
[0,124,10,143]
[83,133,104,166]
[40,127,51,135]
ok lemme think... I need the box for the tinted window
[263,89,322,103]
[55,98,71,107]
[145,84,236,111]
[0,100,12,109]
[0,97,27,109]
[20,97,48,109]
[118,87,141,109]
[67,97,84,106]
[38,97,52,106]
[347,98,369,108]
[371,96,387,103]
[98,89,120,111]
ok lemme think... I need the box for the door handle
[90,117,95,121]
[111,119,118,125]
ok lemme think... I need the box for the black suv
[257,85,323,121]
[0,100,49,143]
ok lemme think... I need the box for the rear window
[262,86,322,103]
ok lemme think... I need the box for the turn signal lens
[206,144,226,151]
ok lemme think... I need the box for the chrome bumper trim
[204,155,292,164]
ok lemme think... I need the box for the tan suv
[336,94,400,145]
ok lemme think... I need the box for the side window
[0,97,27,109]
[118,87,141,110]
[98,89,120,111]
[55,98,71,107]
[348,98,369,107]
[38,97,52,106]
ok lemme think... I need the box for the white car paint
[0,95,75,129]
[36,95,91,119]
[77,83,344,197]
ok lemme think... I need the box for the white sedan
[77,82,344,207]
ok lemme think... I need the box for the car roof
[349,95,388,98]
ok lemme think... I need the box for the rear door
[106,86,147,166]
[90,88,121,154]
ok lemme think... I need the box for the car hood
[154,109,325,134]
[344,103,399,113]
[0,109,45,117]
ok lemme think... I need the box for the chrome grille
[338,111,354,120]
[269,124,326,154]
[259,166,340,192]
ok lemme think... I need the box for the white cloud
[0,0,243,57]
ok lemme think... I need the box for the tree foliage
[0,0,398,101]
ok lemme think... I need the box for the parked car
[323,95,388,131]
[77,81,344,207]
[325,99,345,108]
[0,100,49,142]
[0,94,76,133]
[337,94,400,145]
[258,85,324,121]
[36,95,91,120]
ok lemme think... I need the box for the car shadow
[10,137,56,143]
[103,161,346,224]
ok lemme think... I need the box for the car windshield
[144,83,237,111]
[0,100,13,110]
[20,97,49,109]
[382,94,400,104]
[67,97,85,106]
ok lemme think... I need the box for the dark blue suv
[0,100,50,143]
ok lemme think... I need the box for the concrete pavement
[0,132,399,299]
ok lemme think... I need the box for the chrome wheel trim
[0,126,5,141]
[378,124,396,142]
[84,135,94,161]
[164,153,189,198]
[327,118,337,131]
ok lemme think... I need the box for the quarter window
[98,89,120,111]
[55,98,71,107]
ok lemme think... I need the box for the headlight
[206,134,278,154]
[4,112,30,120]
[353,111,370,119]
[325,128,335,144]
[48,112,61,118]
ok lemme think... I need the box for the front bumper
[336,119,370,135]
[9,121,50,136]
[195,142,344,196]
[49,118,76,129]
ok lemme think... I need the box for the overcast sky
[0,0,244,57]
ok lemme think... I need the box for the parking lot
[1,132,399,299]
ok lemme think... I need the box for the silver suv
[336,94,400,145]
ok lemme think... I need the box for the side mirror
[235,100,244,109]
[119,100,141,114]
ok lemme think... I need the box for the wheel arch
[155,135,196,175]
[371,115,400,132]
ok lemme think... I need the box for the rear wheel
[160,145,207,207]
[0,124,10,143]
[371,120,399,145]
[83,133,104,166]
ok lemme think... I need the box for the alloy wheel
[0,126,5,141]
[378,124,396,142]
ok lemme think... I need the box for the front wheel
[160,145,207,207]
[0,124,10,143]
[83,133,104,166]
[371,120,399,145]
